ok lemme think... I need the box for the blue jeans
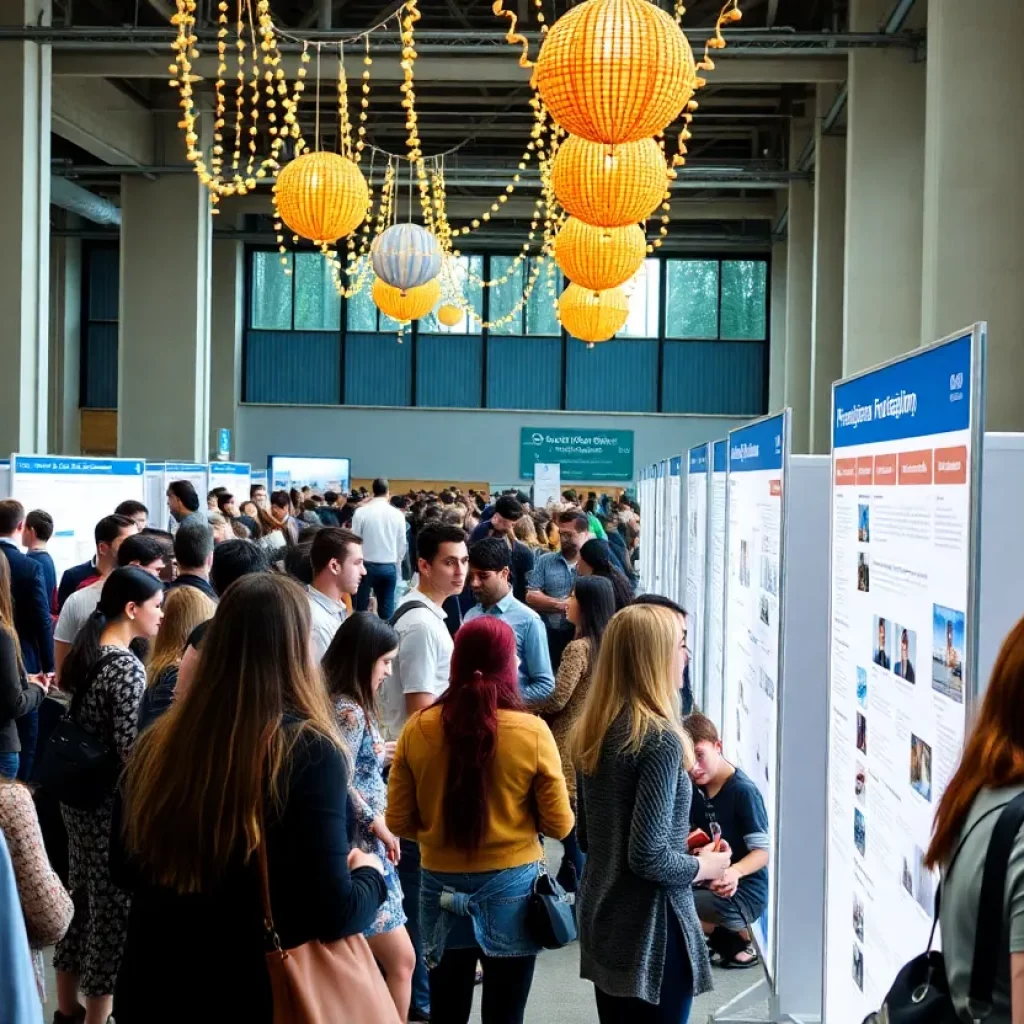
[0,752,20,780]
[398,838,431,1016]
[355,562,398,620]
[594,910,694,1023]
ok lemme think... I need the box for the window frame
[247,247,343,333]
[664,255,769,343]
[80,239,120,409]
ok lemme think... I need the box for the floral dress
[334,696,406,936]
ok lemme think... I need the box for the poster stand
[704,439,728,728]
[685,444,710,701]
[666,456,683,604]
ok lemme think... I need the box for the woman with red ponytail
[387,616,573,1024]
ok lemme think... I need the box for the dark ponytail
[61,567,163,694]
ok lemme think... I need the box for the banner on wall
[519,427,634,481]
[269,455,351,496]
[11,455,146,581]
[705,440,728,729]
[722,411,789,977]
[686,444,709,708]
[823,327,984,1024]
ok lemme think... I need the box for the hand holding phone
[687,829,711,852]
[710,822,722,851]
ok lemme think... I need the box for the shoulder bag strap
[256,816,284,954]
[69,649,134,720]
[968,791,1024,1011]
[388,600,431,628]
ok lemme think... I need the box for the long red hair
[438,616,524,851]
[926,616,1024,869]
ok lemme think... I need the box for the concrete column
[784,118,814,453]
[118,120,212,461]
[921,0,1024,430]
[48,213,82,455]
[843,0,926,376]
[209,237,244,458]
[769,236,788,412]
[0,0,51,455]
[810,87,847,454]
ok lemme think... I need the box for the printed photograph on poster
[932,605,966,703]
[855,764,866,806]
[758,667,775,700]
[759,595,770,626]
[853,894,865,942]
[857,552,871,593]
[739,539,750,587]
[913,848,936,917]
[760,554,779,597]
[854,809,866,857]
[857,713,868,755]
[893,625,917,683]
[853,946,865,992]
[873,615,892,670]
[857,667,868,709]
[901,855,913,898]
[910,734,933,802]
[858,504,870,543]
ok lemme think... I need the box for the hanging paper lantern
[373,277,441,322]
[273,151,368,243]
[558,283,630,343]
[371,223,442,295]
[554,218,646,293]
[552,135,668,230]
[534,0,697,145]
[436,304,464,328]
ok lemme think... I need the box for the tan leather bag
[258,837,401,1024]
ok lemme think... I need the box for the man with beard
[526,511,591,670]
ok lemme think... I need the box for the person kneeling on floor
[683,712,770,970]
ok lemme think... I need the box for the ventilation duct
[50,176,121,227]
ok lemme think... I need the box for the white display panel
[640,466,656,593]
[652,461,666,593]
[0,460,10,500]
[533,463,561,510]
[144,465,165,527]
[722,412,788,976]
[10,455,146,580]
[208,462,251,504]
[824,328,983,1024]
[685,445,709,704]
[269,455,351,495]
[705,440,728,728]
[665,457,682,603]
[250,469,268,491]
[162,462,209,532]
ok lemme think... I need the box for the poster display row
[705,440,728,730]
[685,445,709,708]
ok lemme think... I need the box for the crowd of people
[0,474,781,1024]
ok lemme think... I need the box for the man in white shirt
[307,528,365,662]
[351,478,408,619]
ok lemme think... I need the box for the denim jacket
[420,861,542,968]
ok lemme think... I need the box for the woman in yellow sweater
[387,616,573,1024]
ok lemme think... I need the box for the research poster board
[251,469,268,491]
[686,445,709,704]
[705,440,728,728]
[208,462,251,503]
[824,327,984,1024]
[640,465,656,593]
[722,411,789,975]
[533,463,561,510]
[10,455,146,581]
[144,464,165,527]
[162,462,209,532]
[654,460,667,593]
[663,457,682,603]
[0,460,9,500]
[269,455,351,496]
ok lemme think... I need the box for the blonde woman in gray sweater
[571,604,731,1022]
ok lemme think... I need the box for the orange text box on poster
[873,454,897,486]
[898,449,933,485]
[856,457,874,486]
[835,458,857,486]
[934,446,968,485]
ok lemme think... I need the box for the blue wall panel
[82,323,119,408]
[417,335,483,408]
[565,338,658,413]
[87,246,119,320]
[344,331,412,407]
[486,335,562,410]
[245,330,340,404]
[661,340,766,415]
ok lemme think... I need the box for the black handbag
[864,791,1024,1024]
[36,652,132,810]
[526,869,577,949]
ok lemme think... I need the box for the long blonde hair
[0,554,23,674]
[570,604,691,775]
[122,574,342,893]
[146,587,216,688]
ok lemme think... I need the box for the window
[720,260,768,340]
[420,255,484,334]
[249,250,341,331]
[489,256,561,335]
[617,258,661,338]
[665,259,719,339]
[664,258,768,341]
[81,243,120,409]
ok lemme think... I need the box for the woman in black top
[578,539,634,612]
[112,573,386,1023]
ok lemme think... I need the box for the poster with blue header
[824,326,985,1024]
[705,440,728,730]
[685,444,709,707]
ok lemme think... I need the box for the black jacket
[56,558,95,612]
[0,629,44,753]
[0,540,54,674]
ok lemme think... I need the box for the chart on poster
[705,440,728,728]
[686,444,709,703]
[722,412,787,973]
[824,328,982,1024]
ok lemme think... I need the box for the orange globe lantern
[558,283,630,343]
[274,151,369,243]
[554,218,646,293]
[436,304,464,328]
[372,277,441,322]
[552,135,668,230]
[533,0,697,145]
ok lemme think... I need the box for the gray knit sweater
[577,714,713,1004]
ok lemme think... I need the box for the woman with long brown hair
[111,573,388,1023]
[924,617,1024,1022]
[387,616,573,1024]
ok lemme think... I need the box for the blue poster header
[209,462,251,477]
[713,439,727,474]
[832,333,973,449]
[14,456,143,477]
[670,456,682,476]
[688,444,708,474]
[165,461,206,475]
[728,414,786,474]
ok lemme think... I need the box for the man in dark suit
[874,617,890,670]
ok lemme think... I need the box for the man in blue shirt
[464,538,554,706]
[468,494,535,604]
